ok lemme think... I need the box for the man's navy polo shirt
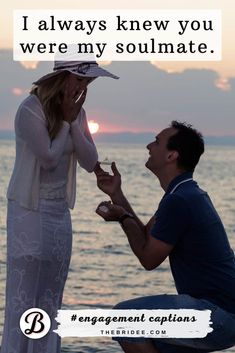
[151,172,235,314]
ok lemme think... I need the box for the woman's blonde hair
[30,71,70,140]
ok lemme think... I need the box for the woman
[1,60,118,353]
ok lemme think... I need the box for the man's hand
[96,201,127,222]
[93,161,106,175]
[94,162,122,197]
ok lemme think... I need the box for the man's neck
[158,170,187,192]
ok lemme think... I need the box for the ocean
[0,140,235,353]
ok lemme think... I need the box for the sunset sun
[88,120,99,134]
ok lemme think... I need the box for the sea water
[0,140,234,353]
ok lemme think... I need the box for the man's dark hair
[167,121,204,172]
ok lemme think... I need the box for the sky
[0,0,234,135]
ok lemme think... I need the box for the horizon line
[0,129,234,137]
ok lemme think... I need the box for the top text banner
[13,10,222,61]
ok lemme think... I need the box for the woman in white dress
[1,60,118,353]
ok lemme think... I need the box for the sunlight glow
[88,120,100,134]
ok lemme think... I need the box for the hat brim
[33,66,119,85]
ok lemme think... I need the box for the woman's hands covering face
[61,74,90,123]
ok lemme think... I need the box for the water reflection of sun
[88,120,99,134]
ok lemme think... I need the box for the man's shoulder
[158,181,207,212]
[173,180,206,199]
[158,193,190,214]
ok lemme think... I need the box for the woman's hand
[62,84,87,124]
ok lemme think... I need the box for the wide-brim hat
[33,60,119,85]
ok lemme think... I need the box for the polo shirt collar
[166,171,193,195]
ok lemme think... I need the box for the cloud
[12,87,28,96]
[88,62,235,134]
[20,61,39,69]
[0,49,234,135]
[214,77,230,91]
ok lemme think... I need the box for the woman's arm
[70,109,98,172]
[16,104,70,170]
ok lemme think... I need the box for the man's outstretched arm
[95,162,146,232]
[95,162,173,270]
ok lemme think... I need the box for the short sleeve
[151,194,190,245]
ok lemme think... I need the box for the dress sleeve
[151,194,190,245]
[70,108,98,172]
[16,103,70,171]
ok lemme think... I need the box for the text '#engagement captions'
[54,309,213,338]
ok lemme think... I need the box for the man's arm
[95,162,174,269]
[96,202,173,270]
[119,194,190,269]
[110,188,146,233]
[119,216,173,270]
[95,162,146,232]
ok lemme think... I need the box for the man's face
[145,127,178,174]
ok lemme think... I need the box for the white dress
[1,95,98,353]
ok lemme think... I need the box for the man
[95,121,235,353]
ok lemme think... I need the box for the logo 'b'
[20,308,51,339]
